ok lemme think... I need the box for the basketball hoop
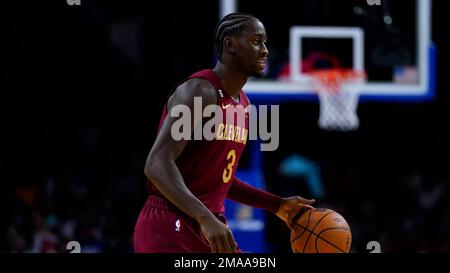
[309,68,367,131]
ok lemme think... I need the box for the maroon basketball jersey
[149,69,251,214]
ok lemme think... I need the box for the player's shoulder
[181,77,216,95]
[174,78,217,105]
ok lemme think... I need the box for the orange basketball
[290,208,352,253]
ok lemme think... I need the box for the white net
[311,69,366,131]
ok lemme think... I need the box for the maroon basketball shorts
[134,195,236,253]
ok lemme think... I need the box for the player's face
[236,20,269,77]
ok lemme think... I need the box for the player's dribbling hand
[198,215,238,253]
[276,196,315,229]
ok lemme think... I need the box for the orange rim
[309,68,366,93]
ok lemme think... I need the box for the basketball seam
[292,212,351,253]
[301,211,333,253]
[315,227,350,253]
[290,209,312,244]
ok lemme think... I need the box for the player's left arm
[226,176,314,228]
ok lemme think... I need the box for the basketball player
[134,13,315,253]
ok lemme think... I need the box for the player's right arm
[144,78,237,253]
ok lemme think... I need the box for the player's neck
[213,63,247,100]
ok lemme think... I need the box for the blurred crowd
[2,123,147,253]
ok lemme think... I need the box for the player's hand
[198,215,238,253]
[276,196,315,229]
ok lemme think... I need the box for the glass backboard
[220,0,435,102]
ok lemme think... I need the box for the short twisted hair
[214,13,258,61]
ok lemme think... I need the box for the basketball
[290,208,352,253]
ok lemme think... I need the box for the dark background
[1,0,449,252]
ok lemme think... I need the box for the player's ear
[224,36,236,56]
